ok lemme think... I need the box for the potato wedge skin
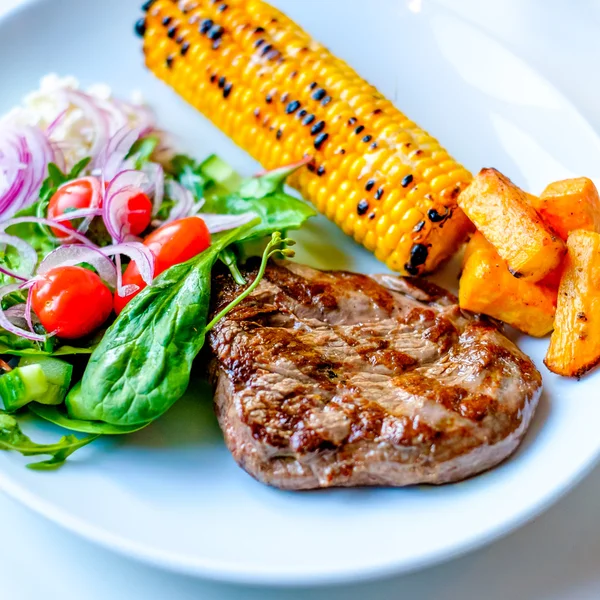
[545,230,600,377]
[458,168,565,281]
[533,177,600,242]
[459,232,557,337]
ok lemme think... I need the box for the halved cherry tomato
[31,266,113,339]
[48,177,101,238]
[122,191,153,236]
[114,216,211,314]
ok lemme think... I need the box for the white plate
[1,0,600,587]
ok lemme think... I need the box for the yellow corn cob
[138,0,473,275]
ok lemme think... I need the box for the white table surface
[2,0,600,598]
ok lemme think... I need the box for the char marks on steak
[208,261,542,489]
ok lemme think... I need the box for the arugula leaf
[127,135,159,169]
[0,412,98,470]
[39,158,91,204]
[67,220,260,425]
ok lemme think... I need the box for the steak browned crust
[208,261,542,489]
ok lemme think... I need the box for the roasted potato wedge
[530,177,600,242]
[545,230,600,377]
[458,168,565,281]
[459,232,557,337]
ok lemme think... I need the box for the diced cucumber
[0,364,49,411]
[0,357,73,411]
[200,154,242,193]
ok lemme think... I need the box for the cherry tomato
[114,217,211,314]
[48,177,101,238]
[119,190,153,236]
[31,266,113,339]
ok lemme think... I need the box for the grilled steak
[208,261,542,489]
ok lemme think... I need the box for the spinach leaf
[171,154,213,200]
[39,158,91,204]
[0,412,98,470]
[30,398,149,434]
[67,220,259,425]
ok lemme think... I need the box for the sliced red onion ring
[142,162,164,216]
[103,170,149,242]
[46,108,68,136]
[24,285,35,334]
[52,207,104,222]
[0,283,46,342]
[0,217,97,247]
[94,125,145,180]
[101,242,155,296]
[164,179,196,223]
[38,245,118,289]
[0,232,39,282]
[0,124,64,219]
[199,213,256,233]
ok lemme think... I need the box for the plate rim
[1,0,600,586]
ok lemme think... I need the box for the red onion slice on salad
[164,179,198,223]
[0,124,64,219]
[200,213,256,233]
[0,232,39,282]
[103,170,149,242]
[142,162,164,216]
[38,245,118,289]
[94,125,145,181]
[0,283,47,342]
[102,242,155,296]
[0,217,97,247]
[51,175,103,238]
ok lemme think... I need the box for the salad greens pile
[0,148,315,467]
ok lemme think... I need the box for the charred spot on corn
[208,24,224,40]
[372,108,382,115]
[302,114,315,126]
[261,44,273,56]
[265,93,273,103]
[312,89,327,101]
[253,107,260,118]
[314,132,328,150]
[401,174,414,188]
[348,117,357,126]
[365,179,375,192]
[577,312,588,322]
[321,96,332,106]
[162,15,172,26]
[199,18,213,34]
[297,108,307,119]
[135,17,147,36]
[217,3,228,12]
[404,264,419,276]
[354,125,365,135]
[141,0,156,11]
[427,208,448,222]
[286,100,300,114]
[409,244,428,267]
[181,41,190,55]
[290,70,298,79]
[167,25,178,38]
[362,135,372,143]
[309,82,317,90]
[223,82,233,98]
[414,220,426,233]
[212,37,222,49]
[368,212,376,220]
[166,54,175,68]
[310,121,325,136]
[254,26,265,33]
[508,268,524,279]
[317,165,326,176]
[218,76,226,88]
[276,128,283,139]
[357,199,369,215]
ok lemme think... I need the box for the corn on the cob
[137,0,473,275]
